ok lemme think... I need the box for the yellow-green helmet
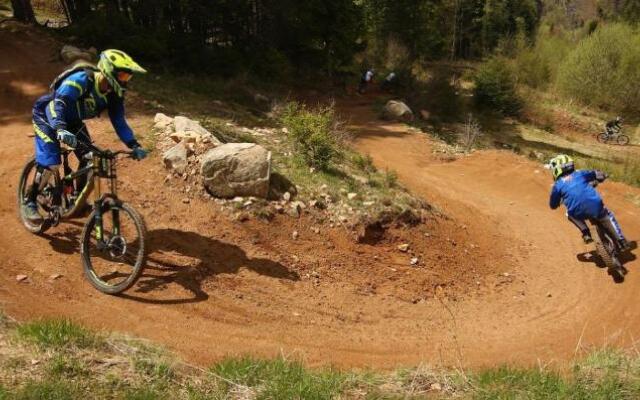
[549,154,575,180]
[97,49,146,97]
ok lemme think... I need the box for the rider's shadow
[576,241,637,283]
[119,228,299,305]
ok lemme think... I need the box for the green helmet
[549,154,575,180]
[97,49,146,97]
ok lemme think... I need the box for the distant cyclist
[548,154,628,249]
[380,71,397,92]
[23,49,148,223]
[604,116,623,137]
[358,68,375,94]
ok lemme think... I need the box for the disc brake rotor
[108,236,127,259]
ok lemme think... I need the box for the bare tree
[10,0,36,22]
[462,113,482,152]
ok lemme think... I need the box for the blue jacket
[33,70,137,147]
[549,170,604,219]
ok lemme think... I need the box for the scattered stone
[274,204,284,214]
[398,243,410,252]
[546,292,553,298]
[60,45,94,63]
[174,116,221,144]
[288,203,302,218]
[363,201,375,207]
[243,200,253,207]
[163,142,188,174]
[16,274,28,282]
[283,191,291,202]
[410,257,419,266]
[502,272,510,277]
[383,100,414,122]
[232,196,244,203]
[235,212,250,222]
[430,383,442,391]
[201,143,272,198]
[292,231,299,240]
[182,198,190,204]
[311,227,320,234]
[49,274,63,281]
[153,113,173,131]
[347,192,357,200]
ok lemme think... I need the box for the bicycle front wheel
[617,135,630,146]
[80,201,147,294]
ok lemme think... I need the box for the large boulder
[383,100,414,122]
[200,143,271,198]
[60,45,94,64]
[163,142,188,174]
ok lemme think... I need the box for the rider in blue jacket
[24,49,148,223]
[548,154,628,249]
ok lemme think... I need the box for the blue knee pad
[33,119,61,167]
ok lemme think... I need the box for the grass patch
[6,316,640,398]
[212,356,348,399]
[15,319,98,350]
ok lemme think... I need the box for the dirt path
[342,96,640,365]
[2,26,640,370]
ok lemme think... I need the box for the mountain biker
[381,71,397,92]
[548,154,629,249]
[358,68,375,94]
[23,49,148,223]
[605,116,623,137]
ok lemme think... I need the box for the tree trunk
[10,0,36,23]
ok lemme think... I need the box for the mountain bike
[587,180,628,280]
[591,217,627,280]
[596,131,630,146]
[17,140,147,294]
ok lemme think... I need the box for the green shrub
[513,29,572,89]
[15,319,98,350]
[557,23,640,112]
[474,57,522,115]
[281,102,341,171]
[352,153,376,173]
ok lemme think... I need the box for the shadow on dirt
[119,228,298,305]
[576,241,637,283]
[45,227,298,304]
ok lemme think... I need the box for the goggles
[117,71,133,83]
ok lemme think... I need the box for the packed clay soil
[2,25,640,370]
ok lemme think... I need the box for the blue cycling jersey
[549,170,604,220]
[32,70,136,147]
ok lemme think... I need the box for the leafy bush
[281,102,342,171]
[474,57,522,115]
[557,23,640,112]
[513,29,572,89]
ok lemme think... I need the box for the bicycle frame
[59,145,124,242]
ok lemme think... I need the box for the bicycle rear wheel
[80,200,147,294]
[17,158,63,234]
[597,133,610,144]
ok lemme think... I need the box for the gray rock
[163,142,188,174]
[383,100,414,122]
[200,143,271,198]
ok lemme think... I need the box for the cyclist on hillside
[604,116,623,137]
[358,68,375,94]
[23,49,148,223]
[548,154,629,249]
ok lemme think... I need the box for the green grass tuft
[15,319,98,350]
[211,356,348,399]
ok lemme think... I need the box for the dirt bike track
[3,26,640,370]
